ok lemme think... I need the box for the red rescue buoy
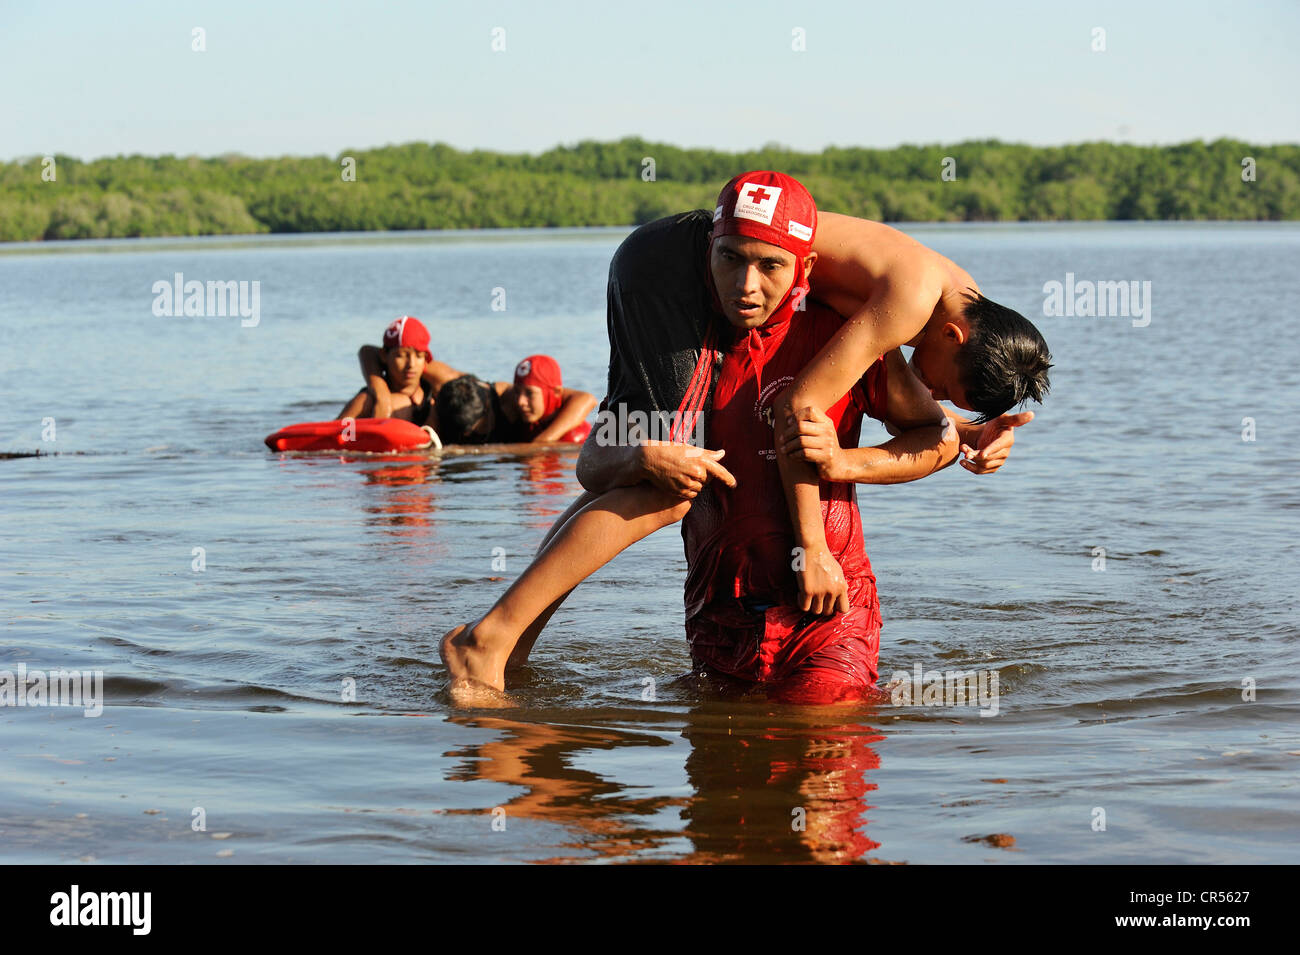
[559,421,591,444]
[264,419,439,453]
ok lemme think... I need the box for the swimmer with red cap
[510,355,594,443]
[337,316,438,426]
[441,172,968,705]
[357,330,596,444]
[425,356,596,445]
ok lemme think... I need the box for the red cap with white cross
[711,170,817,258]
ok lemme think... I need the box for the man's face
[709,235,810,330]
[384,347,426,393]
[908,331,972,411]
[514,383,549,424]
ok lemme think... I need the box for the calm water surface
[2,223,1298,863]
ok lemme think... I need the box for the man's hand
[794,541,851,616]
[779,406,848,482]
[639,442,736,499]
[960,410,1034,474]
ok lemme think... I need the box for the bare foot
[440,622,514,708]
[445,677,515,709]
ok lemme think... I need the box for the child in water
[506,355,595,443]
[337,316,441,426]
[358,330,595,443]
[433,356,595,444]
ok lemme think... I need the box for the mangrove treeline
[1,137,1296,242]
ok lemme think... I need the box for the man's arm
[780,270,941,423]
[774,430,850,616]
[939,407,1035,475]
[531,388,597,443]
[422,357,466,392]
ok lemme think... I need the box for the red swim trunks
[686,590,883,705]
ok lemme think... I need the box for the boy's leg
[503,490,593,670]
[441,483,691,695]
[505,590,571,671]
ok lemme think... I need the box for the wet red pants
[686,597,882,705]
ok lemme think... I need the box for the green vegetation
[1,138,1296,242]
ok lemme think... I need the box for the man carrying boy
[682,172,956,702]
[441,171,1051,703]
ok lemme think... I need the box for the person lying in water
[336,316,436,426]
[360,336,595,443]
[433,360,596,445]
[509,355,596,443]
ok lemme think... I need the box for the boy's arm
[888,405,1033,474]
[357,346,392,419]
[771,281,939,599]
[336,389,373,421]
[772,276,939,619]
[942,407,1035,475]
[779,271,940,425]
[782,350,956,484]
[531,389,597,443]
[774,432,850,616]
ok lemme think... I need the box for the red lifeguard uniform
[682,171,888,704]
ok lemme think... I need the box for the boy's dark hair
[436,375,494,444]
[957,291,1053,423]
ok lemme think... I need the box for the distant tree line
[1,137,1295,242]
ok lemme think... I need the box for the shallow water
[2,223,1298,863]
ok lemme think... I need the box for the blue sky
[3,0,1296,161]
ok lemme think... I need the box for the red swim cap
[712,170,817,258]
[382,316,432,361]
[514,354,564,420]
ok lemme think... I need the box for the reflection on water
[679,708,886,864]
[443,704,888,864]
[444,715,687,863]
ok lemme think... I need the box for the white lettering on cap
[732,182,782,226]
[787,220,812,242]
